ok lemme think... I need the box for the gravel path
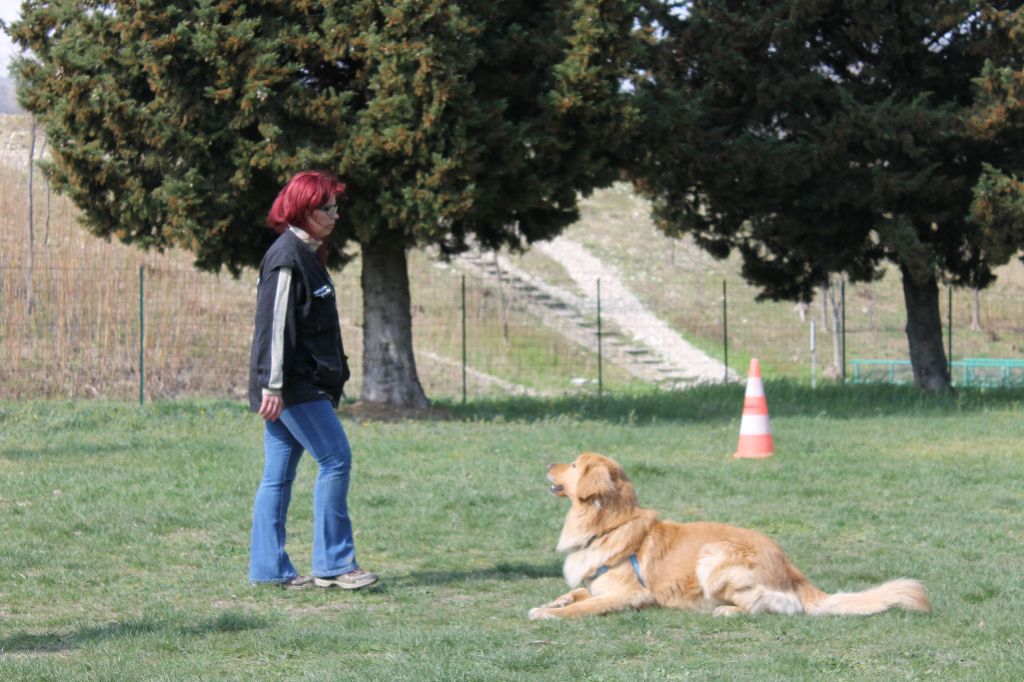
[536,236,738,384]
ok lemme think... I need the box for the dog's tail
[798,578,930,616]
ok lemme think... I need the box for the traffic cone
[733,358,774,459]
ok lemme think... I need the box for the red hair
[267,170,346,234]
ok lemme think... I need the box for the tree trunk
[821,278,843,379]
[899,264,950,392]
[359,235,429,408]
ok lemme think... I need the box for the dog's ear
[575,462,616,502]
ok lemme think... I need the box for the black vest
[248,230,349,410]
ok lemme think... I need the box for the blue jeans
[249,399,358,583]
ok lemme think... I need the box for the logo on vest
[313,285,333,299]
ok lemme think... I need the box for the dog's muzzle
[546,463,565,495]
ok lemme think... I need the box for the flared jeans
[249,399,358,583]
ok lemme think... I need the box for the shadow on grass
[398,561,563,587]
[0,611,270,655]
[436,382,1024,424]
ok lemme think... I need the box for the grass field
[2,387,1023,680]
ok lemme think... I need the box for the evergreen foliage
[969,6,1024,260]
[631,1,1024,391]
[8,0,636,405]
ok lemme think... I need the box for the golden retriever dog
[528,452,930,620]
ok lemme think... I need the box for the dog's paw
[528,607,555,621]
[713,605,743,617]
[547,596,573,609]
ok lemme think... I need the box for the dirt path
[536,236,738,384]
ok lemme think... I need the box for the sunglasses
[316,203,339,215]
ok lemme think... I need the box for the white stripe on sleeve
[267,267,292,393]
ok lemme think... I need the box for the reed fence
[3,257,1024,402]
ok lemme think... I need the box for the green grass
[2,388,1023,680]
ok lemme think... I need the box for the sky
[0,0,21,77]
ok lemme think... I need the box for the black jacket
[248,229,350,410]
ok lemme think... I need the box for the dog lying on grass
[528,452,930,620]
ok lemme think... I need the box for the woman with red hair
[247,170,378,590]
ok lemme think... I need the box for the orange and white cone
[733,358,774,459]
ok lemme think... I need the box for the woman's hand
[259,394,283,422]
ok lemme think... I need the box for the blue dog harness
[586,554,646,588]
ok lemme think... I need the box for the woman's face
[304,195,338,240]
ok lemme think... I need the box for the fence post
[840,278,846,383]
[810,319,817,389]
[139,264,145,405]
[461,273,467,405]
[722,279,728,383]
[596,278,603,397]
[947,286,953,380]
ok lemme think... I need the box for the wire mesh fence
[3,254,1024,403]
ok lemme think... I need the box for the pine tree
[968,6,1024,262]
[8,0,636,406]
[631,1,1024,391]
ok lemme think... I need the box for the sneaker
[280,575,314,590]
[314,569,379,590]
